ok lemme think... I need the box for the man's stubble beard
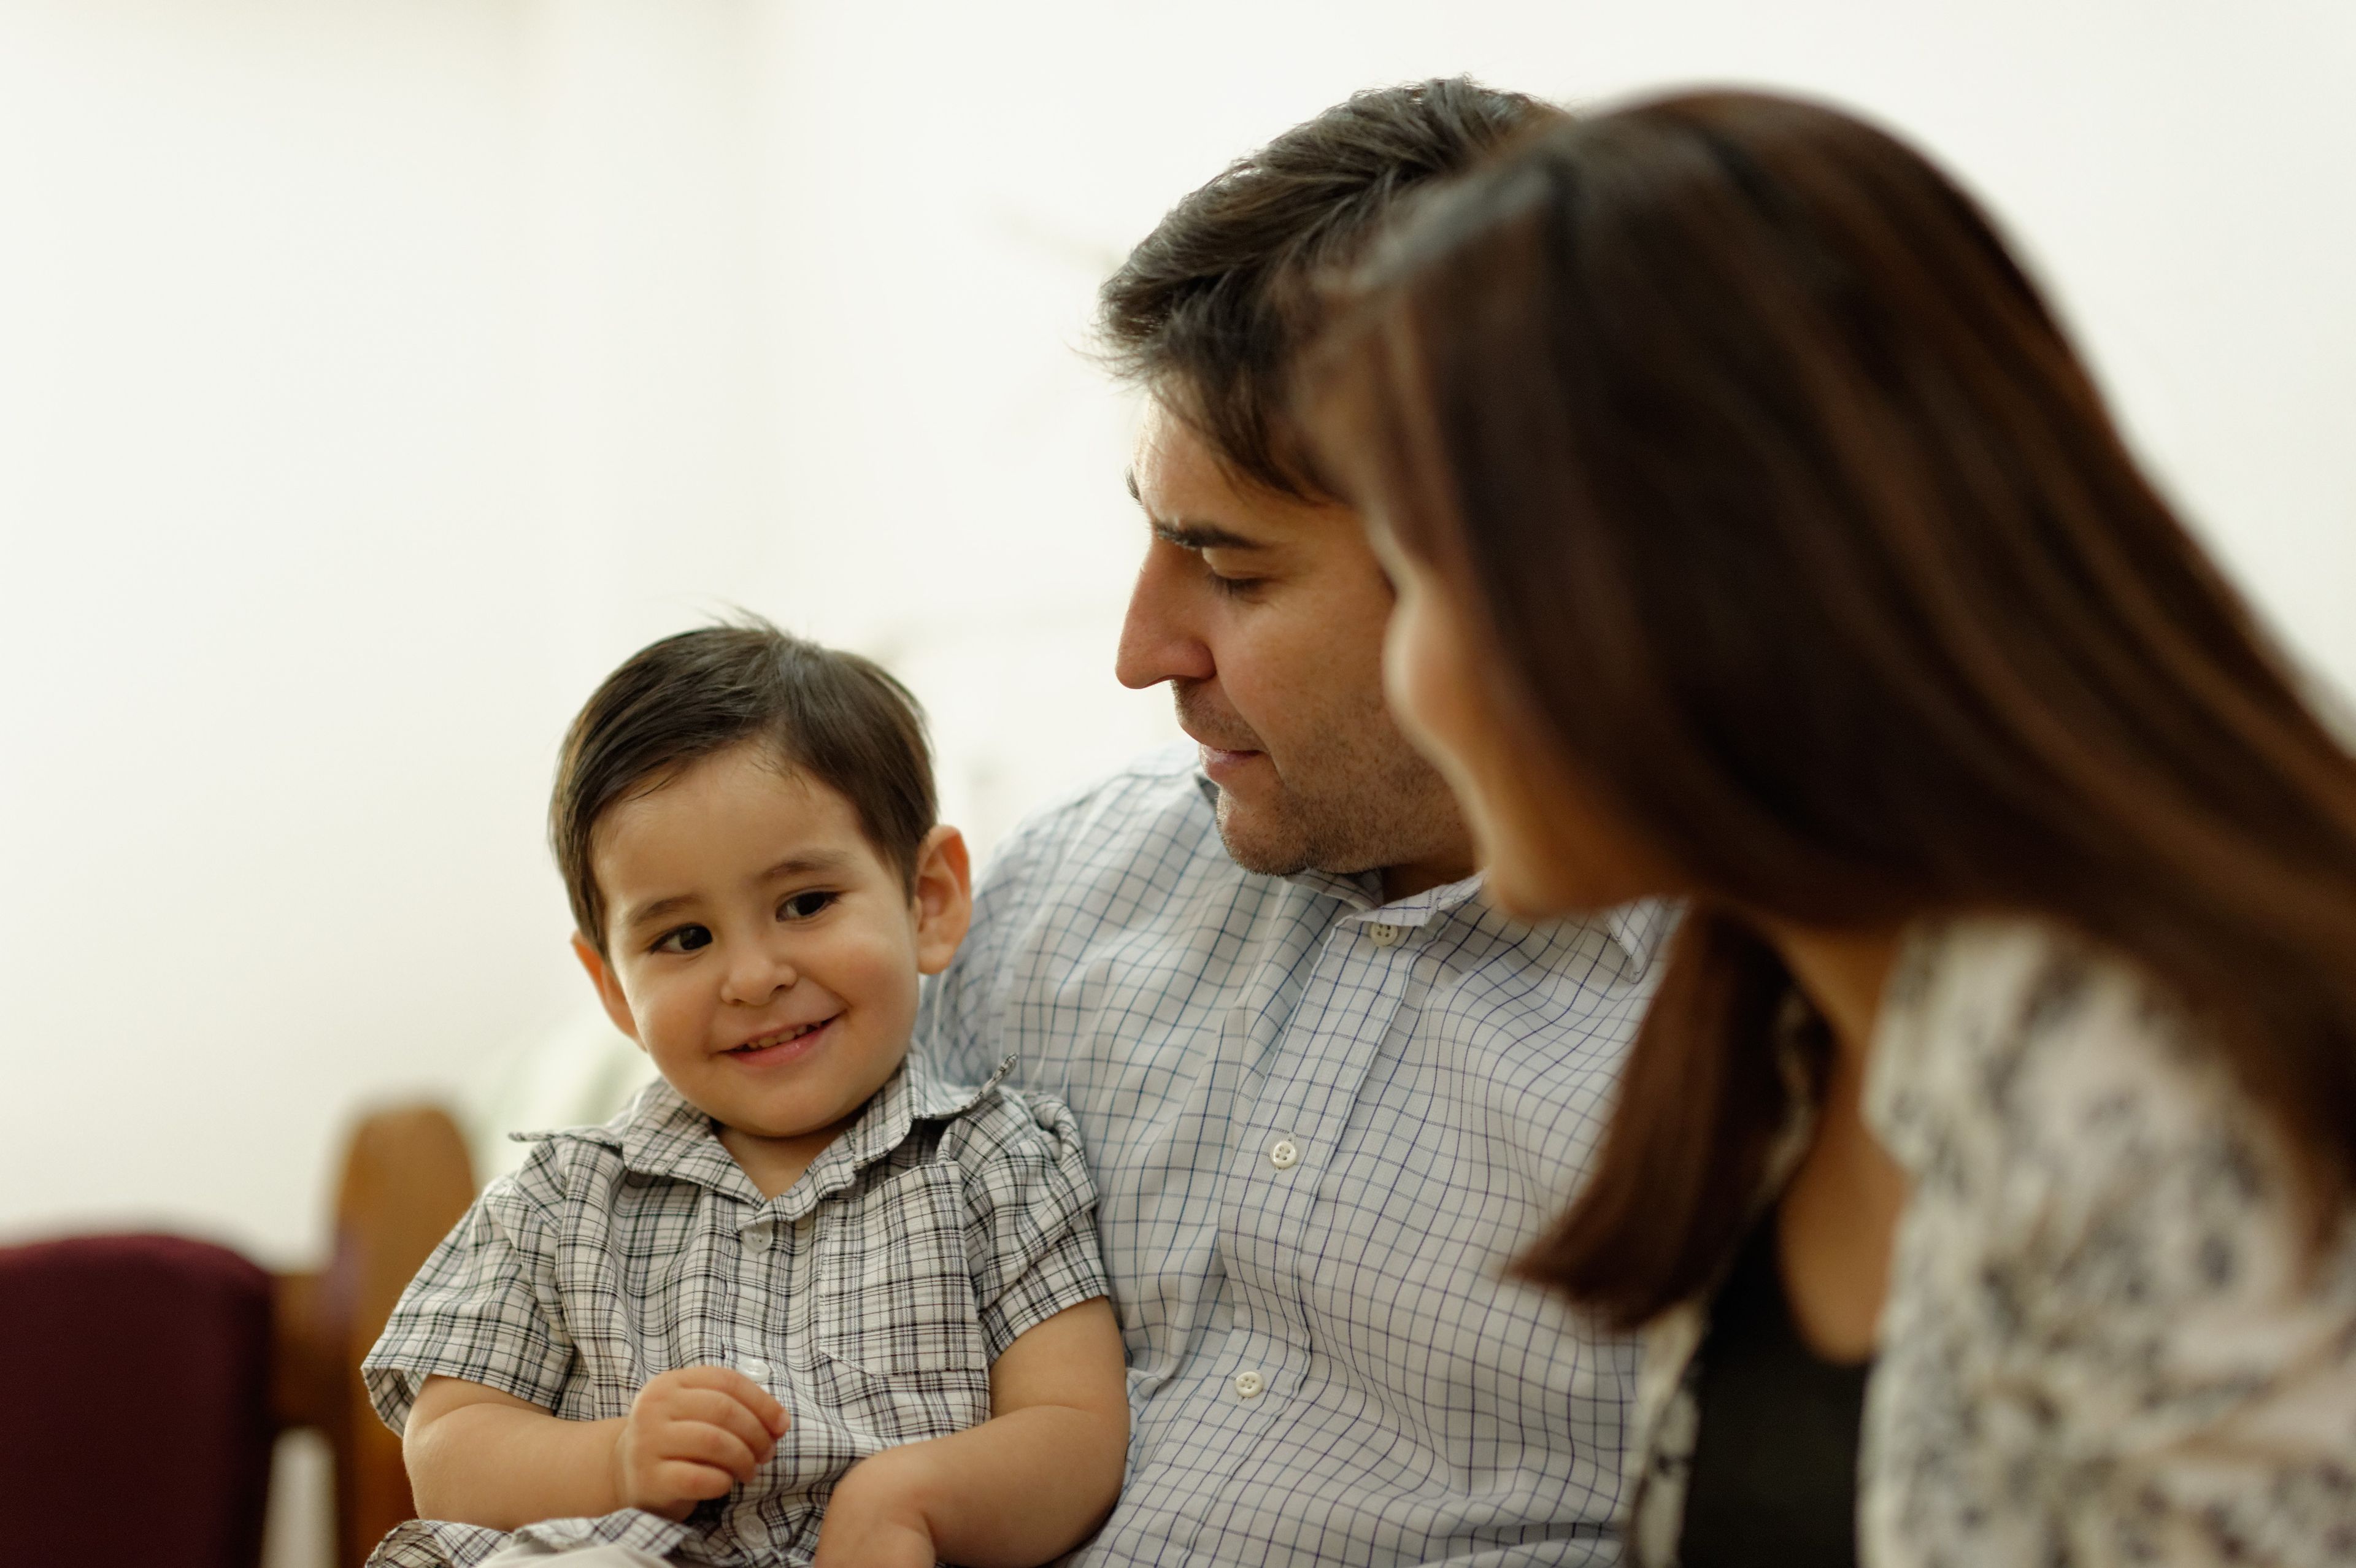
[1176,682,1466,879]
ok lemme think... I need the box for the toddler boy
[363,620,1126,1568]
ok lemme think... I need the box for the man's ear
[909,824,973,977]
[571,932,644,1048]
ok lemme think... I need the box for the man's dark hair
[552,617,936,953]
[1098,76,1555,499]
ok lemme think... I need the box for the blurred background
[2,1,2352,1561]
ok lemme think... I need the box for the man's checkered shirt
[361,1056,1109,1567]
[918,748,1669,1568]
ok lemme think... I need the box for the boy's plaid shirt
[361,1056,1108,1568]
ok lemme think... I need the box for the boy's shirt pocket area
[812,1160,993,1439]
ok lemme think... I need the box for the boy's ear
[910,824,972,977]
[571,932,645,1048]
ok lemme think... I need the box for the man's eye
[653,924,713,955]
[1207,567,1263,598]
[780,890,837,921]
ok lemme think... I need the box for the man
[922,78,1668,1567]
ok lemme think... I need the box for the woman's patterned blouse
[1623,917,2356,1566]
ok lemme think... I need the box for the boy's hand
[610,1366,791,1520]
[812,1446,940,1568]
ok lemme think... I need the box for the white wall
[4,0,2352,1262]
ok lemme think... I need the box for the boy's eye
[653,924,714,955]
[780,890,836,921]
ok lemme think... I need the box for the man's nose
[718,939,797,1005]
[1115,545,1216,691]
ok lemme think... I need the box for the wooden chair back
[273,1104,475,1567]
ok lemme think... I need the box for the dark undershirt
[1676,1216,1872,1568]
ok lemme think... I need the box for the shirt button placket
[736,1216,778,1400]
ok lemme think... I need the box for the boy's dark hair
[552,617,936,953]
[1098,76,1556,499]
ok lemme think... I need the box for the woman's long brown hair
[1303,91,2356,1330]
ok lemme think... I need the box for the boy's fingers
[650,1458,739,1504]
[663,1364,753,1395]
[653,1419,763,1482]
[734,1378,790,1435]
[666,1364,790,1429]
[666,1389,782,1459]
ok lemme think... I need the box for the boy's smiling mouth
[725,1014,840,1064]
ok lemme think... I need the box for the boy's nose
[719,946,797,1005]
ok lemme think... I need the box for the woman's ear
[571,932,644,1048]
[909,824,973,976]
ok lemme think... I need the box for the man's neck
[1380,851,1476,904]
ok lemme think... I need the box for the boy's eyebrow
[619,891,700,933]
[1125,469,1266,554]
[618,851,858,933]
[752,850,857,884]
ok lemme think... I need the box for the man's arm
[812,1299,1129,1568]
[404,1367,788,1528]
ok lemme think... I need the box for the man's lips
[1176,717,1268,782]
[1197,744,1265,782]
[724,1015,838,1066]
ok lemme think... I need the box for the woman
[1302,92,2356,1565]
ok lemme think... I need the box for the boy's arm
[406,1367,790,1528]
[814,1299,1128,1568]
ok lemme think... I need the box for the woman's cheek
[1393,588,1508,802]
[1385,590,1457,761]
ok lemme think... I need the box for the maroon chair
[0,1106,475,1568]
[0,1234,277,1567]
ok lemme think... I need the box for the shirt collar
[1190,764,1666,972]
[517,1051,1015,1218]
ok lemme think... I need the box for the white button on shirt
[1234,1369,1266,1400]
[1268,1138,1300,1171]
[922,749,1667,1568]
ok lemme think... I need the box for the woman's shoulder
[1866,914,2232,1175]
[1860,926,2356,1561]
[1867,910,2356,1342]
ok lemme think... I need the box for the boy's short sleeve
[360,1166,576,1432]
[955,1090,1111,1361]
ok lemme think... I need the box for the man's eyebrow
[1155,520,1265,552]
[1126,467,1268,553]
